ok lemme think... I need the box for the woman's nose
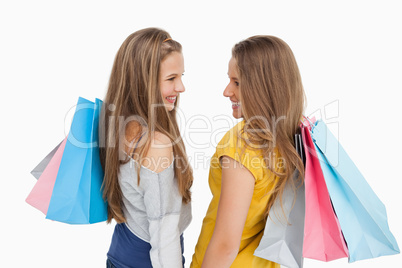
[223,84,233,97]
[175,79,185,93]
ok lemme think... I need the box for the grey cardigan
[119,158,192,268]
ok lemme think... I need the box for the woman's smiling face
[223,57,243,119]
[159,51,185,111]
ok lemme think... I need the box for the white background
[1,0,401,267]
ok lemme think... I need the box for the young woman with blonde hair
[190,35,305,267]
[99,28,193,268]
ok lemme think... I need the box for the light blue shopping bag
[310,120,399,262]
[46,97,107,224]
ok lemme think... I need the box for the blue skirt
[107,223,185,268]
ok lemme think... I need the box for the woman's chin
[232,110,243,119]
[164,103,175,111]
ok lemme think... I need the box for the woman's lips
[166,96,177,103]
[231,100,240,109]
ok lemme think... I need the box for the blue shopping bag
[310,120,399,262]
[46,97,107,224]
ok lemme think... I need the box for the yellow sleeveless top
[190,121,280,268]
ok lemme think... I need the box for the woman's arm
[141,132,183,268]
[201,156,255,268]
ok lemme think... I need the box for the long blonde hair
[232,35,305,216]
[99,28,193,223]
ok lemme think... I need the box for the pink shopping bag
[26,137,67,214]
[302,122,348,261]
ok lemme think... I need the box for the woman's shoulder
[218,120,245,148]
[215,120,265,172]
[124,124,174,174]
[142,131,174,174]
[217,120,260,155]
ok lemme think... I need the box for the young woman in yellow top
[190,36,306,267]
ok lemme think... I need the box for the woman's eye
[168,77,175,81]
[235,81,239,86]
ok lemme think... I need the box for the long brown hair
[232,35,305,216]
[99,28,193,223]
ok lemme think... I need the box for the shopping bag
[254,134,305,268]
[46,97,107,224]
[301,124,348,261]
[30,140,63,180]
[26,137,68,214]
[311,119,399,262]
